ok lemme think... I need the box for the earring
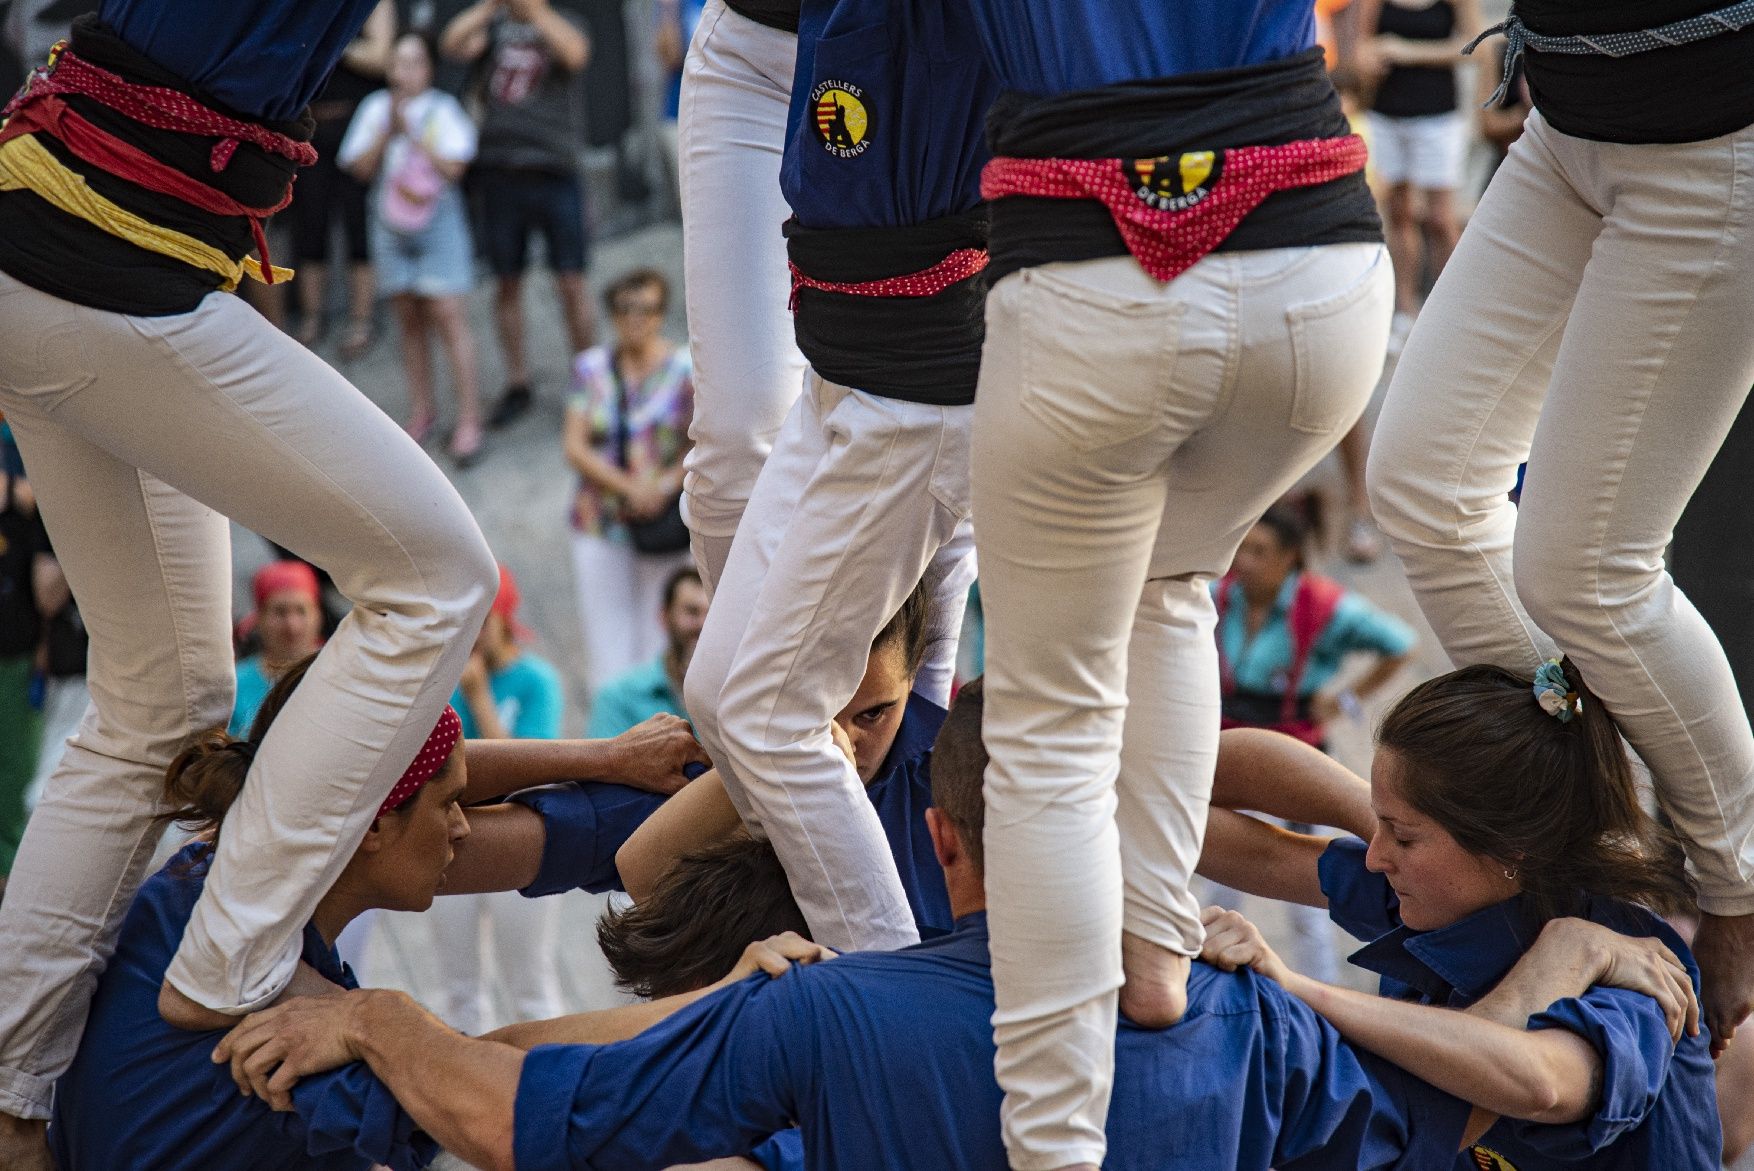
[1503,867,1519,881]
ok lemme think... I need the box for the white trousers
[973,245,1392,1168]
[424,890,562,1035]
[675,0,807,591]
[1369,111,1754,915]
[685,372,975,953]
[570,532,693,699]
[0,272,495,1117]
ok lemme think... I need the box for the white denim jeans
[0,272,495,1118]
[973,244,1391,1169]
[685,372,975,953]
[675,0,807,591]
[1369,111,1754,915]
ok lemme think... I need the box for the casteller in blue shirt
[1319,836,1721,1170]
[49,843,436,1171]
[520,690,952,934]
[512,911,1466,1171]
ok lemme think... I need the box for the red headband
[378,705,461,817]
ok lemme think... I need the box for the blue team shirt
[515,692,952,934]
[1213,572,1417,698]
[1319,837,1721,1169]
[512,912,1465,1171]
[49,843,435,1171]
[780,0,997,229]
[102,0,380,120]
[962,0,1316,94]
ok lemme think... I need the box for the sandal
[338,318,376,362]
[447,421,485,469]
[405,411,437,447]
[294,313,327,350]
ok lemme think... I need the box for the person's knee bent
[1512,527,1635,653]
[1364,410,1440,540]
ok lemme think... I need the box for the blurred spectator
[1475,37,1533,179]
[0,464,50,897]
[341,31,486,465]
[229,562,324,738]
[562,268,694,696]
[431,562,565,1033]
[652,0,705,211]
[1208,493,1415,981]
[294,0,396,359]
[1215,495,1415,746]
[586,564,704,737]
[441,0,595,429]
[1355,0,1481,352]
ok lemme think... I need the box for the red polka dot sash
[981,136,1368,284]
[379,705,462,817]
[788,246,990,311]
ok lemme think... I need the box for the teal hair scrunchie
[1533,659,1579,723]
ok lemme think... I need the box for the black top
[984,49,1381,287]
[786,210,989,406]
[0,478,48,659]
[0,18,311,316]
[725,0,800,33]
[1516,0,1754,142]
[1371,1,1458,118]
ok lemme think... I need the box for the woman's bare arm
[616,769,746,901]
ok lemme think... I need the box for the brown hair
[1377,659,1695,923]
[929,677,986,871]
[1253,491,1325,572]
[871,578,933,678]
[596,836,809,999]
[163,654,319,838]
[602,267,671,316]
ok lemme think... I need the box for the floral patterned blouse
[566,343,695,540]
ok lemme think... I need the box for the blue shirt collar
[1348,896,1541,1003]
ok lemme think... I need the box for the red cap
[378,704,462,817]
[252,560,320,612]
[489,563,535,642]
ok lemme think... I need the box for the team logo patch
[1123,151,1225,212]
[811,80,872,158]
[1470,1145,1519,1171]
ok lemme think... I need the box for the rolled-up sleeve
[508,782,665,898]
[512,977,800,1171]
[1511,987,1674,1158]
[291,1063,439,1171]
[1317,837,1402,943]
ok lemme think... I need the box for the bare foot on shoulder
[1117,930,1190,1029]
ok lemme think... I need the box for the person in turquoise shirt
[230,561,325,738]
[1214,495,1415,749]
[586,566,707,738]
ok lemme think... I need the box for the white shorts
[1367,110,1466,190]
